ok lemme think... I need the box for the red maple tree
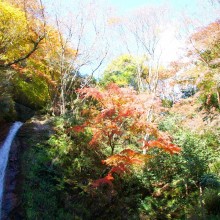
[72,83,180,187]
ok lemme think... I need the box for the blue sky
[45,0,219,76]
[108,0,198,14]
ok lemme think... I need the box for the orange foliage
[11,63,57,87]
[71,125,86,133]
[75,83,159,150]
[191,21,220,51]
[91,148,152,188]
[74,84,180,188]
[144,139,181,154]
[77,87,104,101]
[103,149,147,167]
[91,173,114,188]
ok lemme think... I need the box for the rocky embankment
[1,117,53,219]
[0,123,11,145]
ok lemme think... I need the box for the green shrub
[199,93,220,110]
[0,93,16,121]
[162,99,173,108]
[204,189,220,216]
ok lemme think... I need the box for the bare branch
[0,35,45,68]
